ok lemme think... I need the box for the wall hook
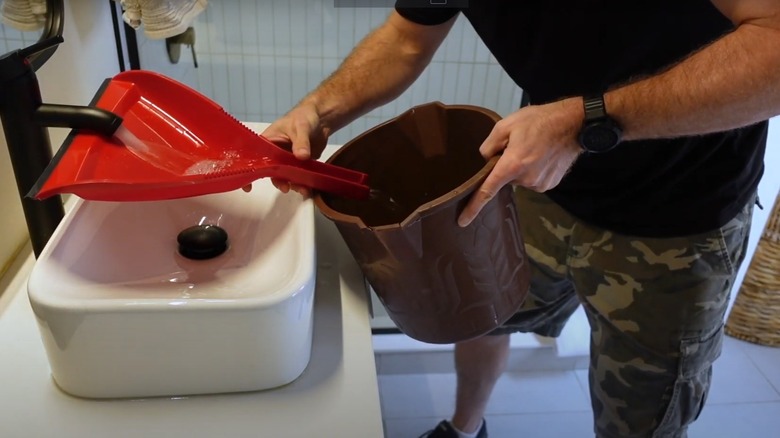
[166,27,198,68]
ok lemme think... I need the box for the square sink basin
[27,180,316,399]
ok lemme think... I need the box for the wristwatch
[578,94,622,153]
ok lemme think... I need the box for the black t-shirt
[395,0,767,237]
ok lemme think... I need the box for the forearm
[300,11,454,135]
[606,5,780,141]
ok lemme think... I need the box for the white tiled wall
[136,29,199,89]
[0,25,38,53]
[141,1,524,144]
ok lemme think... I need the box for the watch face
[580,123,621,153]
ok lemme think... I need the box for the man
[263,1,778,437]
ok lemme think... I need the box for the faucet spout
[35,104,123,136]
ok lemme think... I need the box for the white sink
[27,180,316,399]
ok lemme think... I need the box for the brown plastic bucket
[314,102,531,344]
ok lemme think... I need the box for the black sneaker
[418,420,488,438]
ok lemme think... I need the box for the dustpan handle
[258,138,366,183]
[273,164,369,200]
[295,158,368,184]
[264,147,369,186]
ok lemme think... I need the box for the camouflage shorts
[493,187,755,438]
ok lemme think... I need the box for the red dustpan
[29,70,369,202]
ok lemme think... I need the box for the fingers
[478,121,509,159]
[274,121,314,194]
[271,178,291,194]
[458,102,586,226]
[457,158,514,227]
[261,105,326,196]
[291,118,313,160]
[270,178,311,198]
[262,121,309,158]
[458,146,578,227]
[263,98,334,161]
[458,124,513,227]
[261,125,292,147]
[457,185,496,227]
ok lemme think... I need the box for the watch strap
[583,94,607,121]
[579,93,623,153]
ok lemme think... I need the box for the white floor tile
[484,412,594,438]
[378,370,590,420]
[379,374,456,420]
[735,338,780,396]
[688,402,780,438]
[708,337,780,404]
[574,368,590,396]
[485,371,591,415]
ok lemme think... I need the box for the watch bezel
[579,94,623,154]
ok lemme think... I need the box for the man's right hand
[260,101,332,197]
[263,101,331,161]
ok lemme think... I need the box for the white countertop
[0,127,384,438]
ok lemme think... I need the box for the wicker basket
[725,190,780,347]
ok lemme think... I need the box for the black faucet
[0,0,122,257]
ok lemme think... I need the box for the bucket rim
[313,102,502,231]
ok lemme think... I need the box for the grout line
[270,0,278,116]
[288,1,293,111]
[239,1,248,116]
[573,366,591,398]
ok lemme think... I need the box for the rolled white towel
[118,0,142,29]
[28,0,44,15]
[1,0,44,32]
[116,0,207,40]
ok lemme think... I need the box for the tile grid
[0,24,43,54]
[181,1,522,144]
[380,337,780,437]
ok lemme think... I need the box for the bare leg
[450,334,511,433]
